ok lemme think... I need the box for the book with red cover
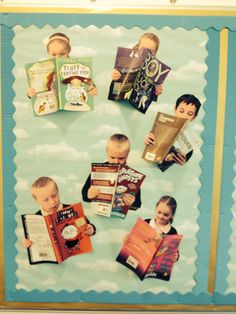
[116,218,182,281]
[111,165,146,219]
[21,203,93,264]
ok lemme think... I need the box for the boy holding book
[82,134,141,210]
[144,94,202,172]
[22,176,95,248]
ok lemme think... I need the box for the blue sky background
[13,25,207,294]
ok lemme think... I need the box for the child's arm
[82,174,101,202]
[112,69,121,81]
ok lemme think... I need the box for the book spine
[45,215,63,263]
[55,58,63,110]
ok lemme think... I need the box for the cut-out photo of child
[144,94,202,172]
[111,33,164,100]
[21,176,96,249]
[82,134,141,211]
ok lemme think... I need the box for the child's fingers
[88,85,98,96]
[122,193,135,206]
[173,153,186,165]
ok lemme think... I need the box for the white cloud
[177,221,198,234]
[94,229,127,244]
[15,178,29,191]
[15,283,30,291]
[226,286,236,294]
[43,278,57,285]
[95,101,121,116]
[187,178,200,187]
[95,71,112,87]
[184,279,196,287]
[168,60,207,82]
[14,67,27,79]
[13,101,32,116]
[68,183,83,195]
[71,46,97,57]
[191,123,204,132]
[52,174,79,184]
[14,128,29,139]
[13,25,23,31]
[91,139,107,150]
[29,142,90,161]
[228,263,236,272]
[87,280,119,292]
[89,124,121,136]
[198,40,208,48]
[42,122,58,129]
[144,286,170,293]
[128,150,144,167]
[143,178,173,193]
[76,260,119,273]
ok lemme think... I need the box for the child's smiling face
[32,181,60,214]
[174,101,197,121]
[155,201,173,226]
[48,41,69,58]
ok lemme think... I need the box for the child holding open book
[82,134,141,211]
[111,33,163,98]
[22,176,96,248]
[27,32,97,98]
[144,94,202,172]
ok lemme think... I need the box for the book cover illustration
[90,163,120,217]
[25,59,58,116]
[129,52,171,114]
[26,57,95,115]
[116,218,182,281]
[21,203,92,264]
[111,165,146,219]
[142,112,189,163]
[57,57,94,112]
[108,47,148,101]
[108,47,171,113]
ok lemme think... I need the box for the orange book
[21,203,93,264]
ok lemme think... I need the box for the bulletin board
[0,6,236,311]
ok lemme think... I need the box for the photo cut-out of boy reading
[25,32,98,116]
[142,94,202,172]
[116,195,182,281]
[108,33,171,114]
[82,134,145,218]
[21,177,96,264]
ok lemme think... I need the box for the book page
[23,215,57,263]
[116,218,157,280]
[91,163,120,217]
[145,234,183,281]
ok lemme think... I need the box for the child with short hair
[22,176,95,248]
[145,195,179,262]
[144,94,202,172]
[82,134,141,210]
[111,32,163,97]
[28,32,97,97]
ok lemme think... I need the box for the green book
[25,57,94,116]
